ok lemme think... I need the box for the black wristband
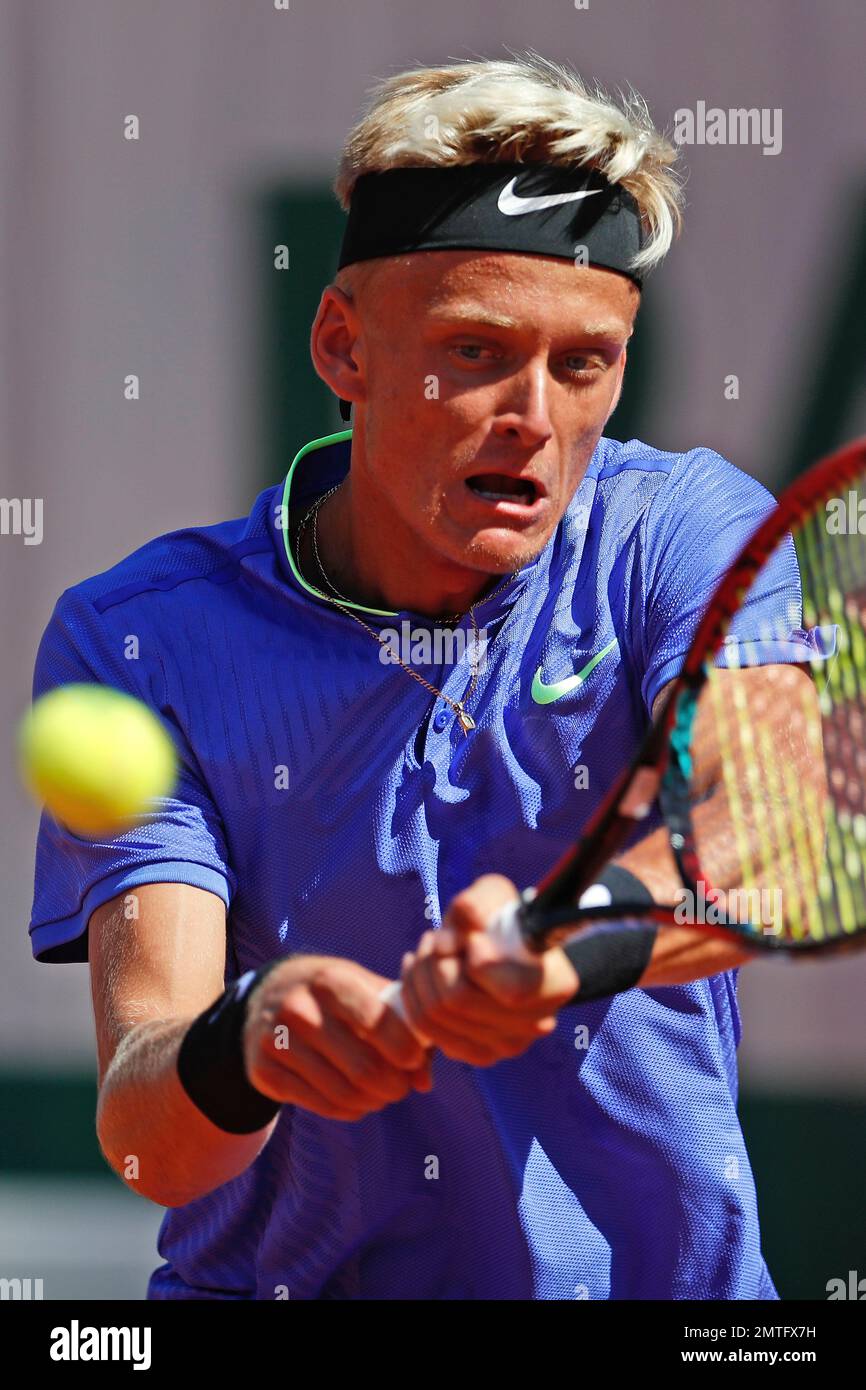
[563,865,657,1003]
[177,960,284,1135]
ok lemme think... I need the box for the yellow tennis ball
[19,683,177,837]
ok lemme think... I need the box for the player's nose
[490,362,554,448]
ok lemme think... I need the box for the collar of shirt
[270,427,594,630]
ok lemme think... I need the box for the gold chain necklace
[294,487,514,736]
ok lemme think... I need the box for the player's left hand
[398,874,579,1066]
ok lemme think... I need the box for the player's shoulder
[589,436,775,524]
[593,435,770,494]
[53,484,281,621]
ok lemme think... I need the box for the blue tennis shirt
[30,429,798,1300]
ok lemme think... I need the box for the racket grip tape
[377,979,433,1046]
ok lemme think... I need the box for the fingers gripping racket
[381,438,866,1035]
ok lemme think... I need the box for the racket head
[660,438,866,953]
[530,437,866,957]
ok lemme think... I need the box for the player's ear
[309,283,364,409]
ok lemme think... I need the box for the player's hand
[243,955,433,1121]
[398,875,579,1066]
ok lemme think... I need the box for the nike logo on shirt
[531,637,618,704]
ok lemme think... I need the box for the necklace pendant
[454,704,475,735]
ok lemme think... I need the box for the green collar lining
[280,426,400,619]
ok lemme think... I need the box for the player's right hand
[242,955,433,1122]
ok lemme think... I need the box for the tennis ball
[19,683,177,837]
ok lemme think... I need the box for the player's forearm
[96,1015,277,1207]
[614,828,756,984]
[629,917,755,986]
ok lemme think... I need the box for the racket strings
[798,496,866,933]
[684,477,866,946]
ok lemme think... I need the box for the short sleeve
[28,587,235,963]
[638,449,802,713]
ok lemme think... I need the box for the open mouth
[465,473,541,506]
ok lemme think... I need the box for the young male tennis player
[29,54,791,1299]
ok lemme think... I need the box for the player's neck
[311,479,495,620]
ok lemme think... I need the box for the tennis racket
[381,436,866,1030]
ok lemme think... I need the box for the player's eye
[563,354,603,376]
[452,343,496,362]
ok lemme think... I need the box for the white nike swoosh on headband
[496,177,604,216]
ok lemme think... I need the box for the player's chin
[443,491,556,569]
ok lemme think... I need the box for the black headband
[338,162,643,283]
[335,162,644,419]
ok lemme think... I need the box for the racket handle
[377,979,432,1046]
[377,892,534,1042]
[486,893,532,951]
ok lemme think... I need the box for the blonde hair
[334,51,684,279]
